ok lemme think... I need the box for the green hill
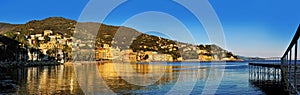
[0,22,18,34]
[0,17,239,61]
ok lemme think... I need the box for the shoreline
[0,60,245,69]
[72,60,244,63]
[0,61,61,69]
[180,60,244,62]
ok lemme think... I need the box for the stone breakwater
[0,61,61,68]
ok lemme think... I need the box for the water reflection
[98,62,177,94]
[96,62,211,94]
[72,62,208,94]
[0,62,268,94]
[8,64,84,94]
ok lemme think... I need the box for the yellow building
[95,45,120,60]
[43,30,53,36]
[96,48,111,60]
[197,49,208,54]
[152,54,173,62]
[177,57,183,61]
[48,36,56,43]
[199,54,212,61]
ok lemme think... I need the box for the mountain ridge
[0,17,240,61]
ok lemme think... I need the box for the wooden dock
[249,25,300,95]
[249,62,281,68]
[249,62,300,95]
[249,62,286,95]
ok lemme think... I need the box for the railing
[281,24,300,94]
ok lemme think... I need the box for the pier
[249,25,300,95]
[281,24,300,95]
[249,62,285,94]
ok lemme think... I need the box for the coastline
[180,60,244,62]
[0,59,245,69]
[72,60,244,63]
[0,61,61,69]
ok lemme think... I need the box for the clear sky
[1,0,300,58]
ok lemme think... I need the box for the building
[197,49,209,54]
[152,54,173,62]
[43,30,53,36]
[199,54,212,61]
[96,44,120,60]
[35,34,42,37]
[119,49,137,62]
[48,35,56,43]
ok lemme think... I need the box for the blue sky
[1,0,300,57]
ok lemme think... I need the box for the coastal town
[0,0,298,94]
[0,17,240,67]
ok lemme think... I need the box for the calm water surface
[4,62,266,94]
